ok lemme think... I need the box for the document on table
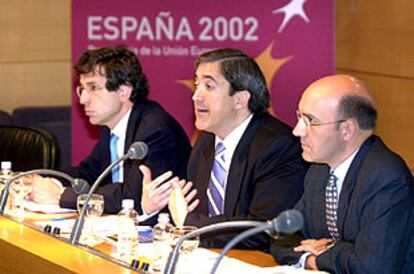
[134,247,329,274]
[24,200,76,214]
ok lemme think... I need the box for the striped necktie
[207,142,227,217]
[110,133,120,183]
[325,172,339,240]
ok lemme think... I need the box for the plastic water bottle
[152,213,174,272]
[0,161,12,206]
[117,199,139,261]
[0,161,12,183]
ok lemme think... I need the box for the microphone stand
[163,220,264,274]
[0,169,77,215]
[69,141,147,245]
[69,155,129,245]
[209,224,271,274]
[210,209,304,274]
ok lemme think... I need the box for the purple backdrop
[71,0,334,165]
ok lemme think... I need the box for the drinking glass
[77,194,104,244]
[172,226,199,254]
[9,176,32,218]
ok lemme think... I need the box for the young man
[271,74,414,273]
[162,48,307,250]
[30,45,191,224]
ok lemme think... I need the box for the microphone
[69,141,148,244]
[127,141,148,160]
[71,178,90,194]
[0,169,79,214]
[210,209,304,274]
[269,208,304,234]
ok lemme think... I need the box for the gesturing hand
[139,165,175,215]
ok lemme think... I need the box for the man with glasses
[271,74,414,273]
[30,45,191,224]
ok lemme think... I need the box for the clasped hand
[294,238,334,255]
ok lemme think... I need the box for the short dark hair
[74,45,149,103]
[337,95,377,130]
[195,48,270,114]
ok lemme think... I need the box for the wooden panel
[336,69,414,170]
[336,0,414,78]
[0,62,72,113]
[0,0,70,63]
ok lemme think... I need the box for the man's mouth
[84,109,95,116]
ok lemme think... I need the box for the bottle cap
[122,199,134,209]
[157,212,170,223]
[130,259,140,269]
[141,262,149,271]
[1,161,11,170]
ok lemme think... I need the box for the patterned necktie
[325,172,339,240]
[207,142,227,217]
[110,134,120,183]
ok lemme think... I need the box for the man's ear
[118,84,133,101]
[235,90,251,110]
[342,119,357,141]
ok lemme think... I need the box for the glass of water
[9,176,32,218]
[77,193,104,244]
[172,226,199,254]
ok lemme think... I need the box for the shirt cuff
[138,204,159,222]
[293,252,311,269]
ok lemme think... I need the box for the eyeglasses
[296,110,346,127]
[76,84,105,98]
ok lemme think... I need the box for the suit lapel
[337,136,376,236]
[224,114,261,216]
[198,137,215,214]
[310,165,331,237]
[123,105,142,181]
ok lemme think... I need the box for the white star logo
[273,0,310,33]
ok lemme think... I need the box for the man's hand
[294,238,334,255]
[175,179,199,213]
[293,238,334,271]
[305,255,318,270]
[139,165,175,215]
[29,175,63,204]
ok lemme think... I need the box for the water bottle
[0,161,12,183]
[152,213,174,272]
[0,161,12,208]
[117,199,139,261]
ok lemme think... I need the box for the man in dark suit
[162,48,306,250]
[271,74,414,273]
[30,45,191,223]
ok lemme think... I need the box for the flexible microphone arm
[163,220,264,274]
[0,169,77,214]
[210,209,304,274]
[69,155,128,244]
[209,225,272,274]
[69,142,148,244]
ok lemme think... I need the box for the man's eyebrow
[301,112,319,121]
[195,73,217,83]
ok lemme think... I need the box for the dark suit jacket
[60,100,191,224]
[271,135,414,274]
[186,112,307,250]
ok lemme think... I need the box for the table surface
[0,211,277,273]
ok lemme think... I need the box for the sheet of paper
[24,200,76,214]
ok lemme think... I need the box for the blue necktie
[207,142,227,217]
[110,134,120,183]
[325,172,339,240]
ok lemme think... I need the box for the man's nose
[292,119,307,137]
